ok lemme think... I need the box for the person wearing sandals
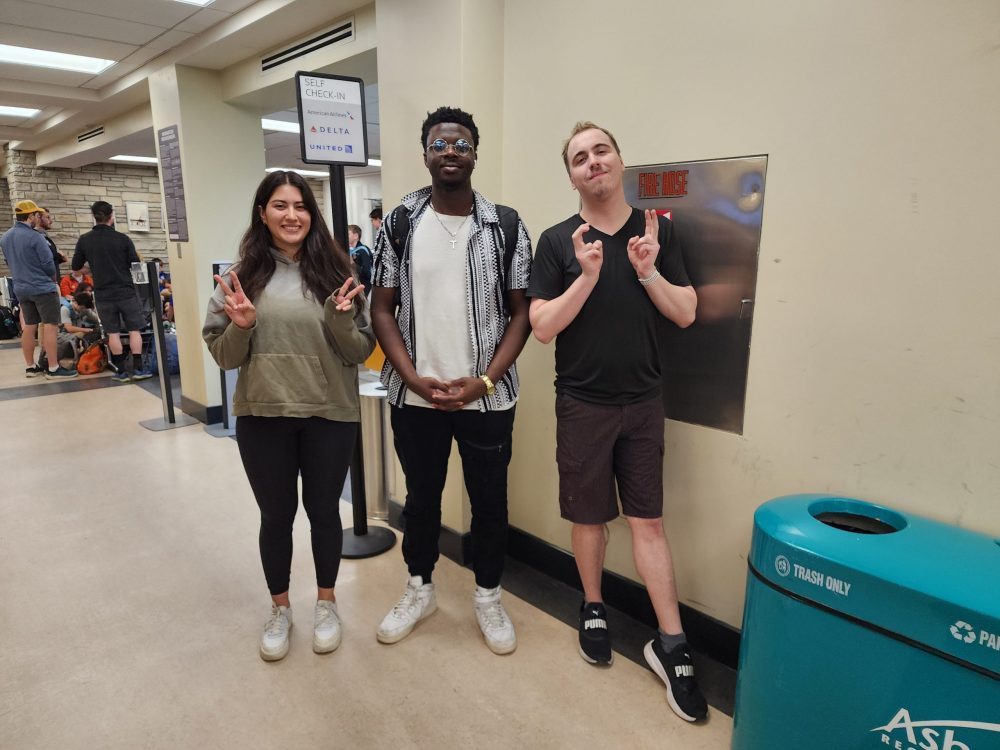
[203,171,375,661]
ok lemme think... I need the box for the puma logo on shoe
[674,664,695,678]
[583,618,608,630]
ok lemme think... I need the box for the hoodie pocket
[245,353,329,405]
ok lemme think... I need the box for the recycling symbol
[950,621,976,644]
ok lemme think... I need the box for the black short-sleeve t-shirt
[526,209,690,405]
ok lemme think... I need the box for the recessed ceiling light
[367,159,381,167]
[110,155,159,164]
[0,105,40,118]
[266,167,329,178]
[261,118,299,133]
[171,0,215,6]
[0,43,115,75]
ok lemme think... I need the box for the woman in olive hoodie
[203,171,375,662]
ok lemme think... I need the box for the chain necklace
[430,205,472,249]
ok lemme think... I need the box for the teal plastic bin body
[732,495,1000,750]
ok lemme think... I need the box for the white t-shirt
[403,209,477,410]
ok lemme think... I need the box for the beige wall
[495,0,1000,628]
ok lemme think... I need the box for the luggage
[0,305,19,340]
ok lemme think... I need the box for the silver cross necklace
[430,205,472,249]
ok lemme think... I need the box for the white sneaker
[376,575,437,644]
[260,604,292,662]
[474,585,517,655]
[313,600,342,654]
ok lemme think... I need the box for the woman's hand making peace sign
[214,270,257,329]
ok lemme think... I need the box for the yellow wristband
[480,374,495,396]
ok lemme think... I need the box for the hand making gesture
[626,209,660,279]
[572,222,604,279]
[214,270,256,329]
[331,277,365,312]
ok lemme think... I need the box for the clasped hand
[410,376,487,411]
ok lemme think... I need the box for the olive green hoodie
[202,249,375,421]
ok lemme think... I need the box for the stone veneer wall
[2,147,167,279]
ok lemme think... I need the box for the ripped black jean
[390,404,516,589]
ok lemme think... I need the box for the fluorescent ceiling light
[261,118,300,133]
[367,158,381,167]
[110,155,158,164]
[0,43,115,75]
[171,0,215,6]
[0,105,40,118]
[266,167,329,178]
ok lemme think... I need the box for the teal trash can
[732,494,1000,750]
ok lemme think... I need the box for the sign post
[295,72,394,559]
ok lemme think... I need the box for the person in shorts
[0,200,77,378]
[526,121,706,722]
[71,201,152,383]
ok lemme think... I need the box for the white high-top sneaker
[376,575,437,644]
[313,600,342,654]
[260,604,292,662]
[474,585,517,655]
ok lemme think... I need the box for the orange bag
[77,342,107,375]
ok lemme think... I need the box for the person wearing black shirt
[72,201,152,382]
[526,121,706,723]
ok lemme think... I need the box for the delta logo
[871,707,1000,750]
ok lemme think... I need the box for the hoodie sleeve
[202,283,254,370]
[324,293,376,365]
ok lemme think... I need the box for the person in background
[71,201,152,383]
[369,207,382,240]
[202,170,374,662]
[60,262,94,298]
[0,199,77,379]
[347,224,372,291]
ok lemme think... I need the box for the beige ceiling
[0,0,379,172]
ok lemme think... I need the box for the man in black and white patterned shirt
[371,106,532,655]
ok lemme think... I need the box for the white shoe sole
[260,639,290,662]
[313,630,342,654]
[376,600,437,644]
[578,644,614,665]
[483,636,517,655]
[643,641,702,722]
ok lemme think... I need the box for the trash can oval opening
[807,498,907,534]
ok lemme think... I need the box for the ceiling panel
[174,8,231,35]
[142,29,197,54]
[0,0,167,45]
[0,26,138,62]
[0,61,93,87]
[209,0,261,12]
[30,0,195,28]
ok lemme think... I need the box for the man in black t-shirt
[72,201,152,382]
[526,121,707,723]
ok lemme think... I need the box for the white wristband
[638,269,661,287]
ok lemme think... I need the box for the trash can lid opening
[808,498,907,534]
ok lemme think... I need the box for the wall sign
[157,125,188,242]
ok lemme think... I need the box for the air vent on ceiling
[77,126,104,143]
[261,18,355,73]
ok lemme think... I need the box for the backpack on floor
[37,332,78,371]
[0,305,19,340]
[77,341,107,375]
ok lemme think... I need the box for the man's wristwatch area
[480,374,496,395]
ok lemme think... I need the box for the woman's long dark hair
[235,171,360,311]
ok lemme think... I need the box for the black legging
[236,415,357,595]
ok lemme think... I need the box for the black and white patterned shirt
[371,186,532,411]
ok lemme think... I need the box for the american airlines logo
[871,707,1000,750]
[583,618,607,631]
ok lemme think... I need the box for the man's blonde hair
[561,121,622,173]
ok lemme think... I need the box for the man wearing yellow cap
[0,200,77,378]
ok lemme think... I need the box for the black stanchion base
[341,525,397,560]
[140,414,199,431]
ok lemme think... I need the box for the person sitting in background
[347,224,373,291]
[60,264,94,298]
[62,290,101,336]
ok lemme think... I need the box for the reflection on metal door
[623,155,767,434]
